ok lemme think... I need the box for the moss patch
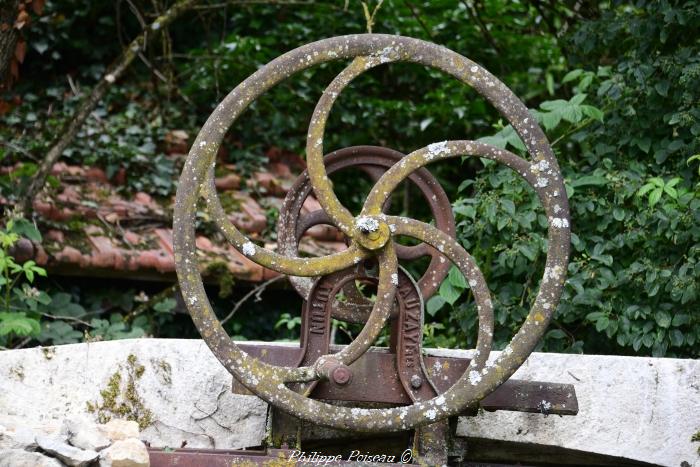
[86,353,154,430]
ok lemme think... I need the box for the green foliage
[430,0,700,358]
[0,218,46,342]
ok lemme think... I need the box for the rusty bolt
[332,366,353,385]
[410,374,422,389]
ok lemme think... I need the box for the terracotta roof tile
[9,159,346,284]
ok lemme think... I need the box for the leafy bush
[0,217,47,341]
[428,0,700,358]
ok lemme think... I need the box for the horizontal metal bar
[232,344,578,415]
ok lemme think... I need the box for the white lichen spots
[188,295,197,305]
[199,141,207,148]
[435,395,446,406]
[389,224,397,233]
[551,217,569,228]
[530,159,550,173]
[356,216,379,232]
[540,400,552,411]
[553,204,562,214]
[427,141,449,160]
[503,345,513,356]
[535,177,549,188]
[425,409,437,420]
[391,273,399,286]
[242,242,256,256]
[350,407,370,417]
[468,370,482,385]
[439,256,445,263]
[470,65,478,73]
[105,74,116,83]
[468,279,477,288]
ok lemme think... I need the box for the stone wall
[0,339,697,466]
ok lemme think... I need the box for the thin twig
[221,275,285,326]
[191,0,313,8]
[137,52,169,83]
[403,0,433,38]
[40,312,93,328]
[461,0,502,55]
[125,283,178,322]
[0,141,37,161]
[12,337,32,349]
[361,0,384,33]
[66,74,80,96]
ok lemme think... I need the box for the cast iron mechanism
[173,34,576,464]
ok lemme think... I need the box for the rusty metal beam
[232,344,578,415]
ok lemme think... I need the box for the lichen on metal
[173,34,571,433]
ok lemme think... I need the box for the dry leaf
[14,40,26,63]
[32,0,45,15]
[14,10,29,29]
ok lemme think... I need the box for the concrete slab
[0,339,697,466]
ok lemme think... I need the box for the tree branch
[220,275,285,326]
[21,0,199,215]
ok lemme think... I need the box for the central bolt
[354,216,390,250]
[332,366,352,385]
[356,216,380,234]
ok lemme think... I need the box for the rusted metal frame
[174,34,570,432]
[391,271,449,466]
[277,145,455,302]
[394,270,435,402]
[307,269,382,324]
[231,344,579,415]
[321,241,397,372]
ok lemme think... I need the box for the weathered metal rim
[173,34,570,431]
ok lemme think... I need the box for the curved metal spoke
[385,216,493,371]
[305,52,402,237]
[362,140,553,217]
[201,175,367,277]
